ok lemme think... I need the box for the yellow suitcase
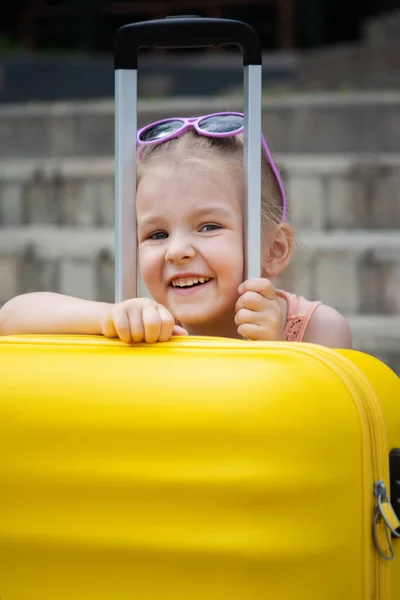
[0,16,399,600]
[0,335,399,600]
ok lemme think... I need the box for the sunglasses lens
[139,120,184,142]
[198,114,244,134]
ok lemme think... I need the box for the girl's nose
[165,234,195,264]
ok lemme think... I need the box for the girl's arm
[0,293,188,343]
[302,304,353,349]
[0,292,110,336]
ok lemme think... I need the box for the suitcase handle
[113,16,262,69]
[113,17,262,302]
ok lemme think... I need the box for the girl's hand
[235,278,284,341]
[101,298,188,344]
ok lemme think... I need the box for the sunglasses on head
[137,112,287,222]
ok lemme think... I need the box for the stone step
[1,92,400,158]
[0,227,399,320]
[347,315,400,353]
[1,155,400,230]
[346,315,400,376]
[0,226,398,374]
[281,230,400,317]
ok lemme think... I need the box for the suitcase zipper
[161,338,400,584]
[286,345,399,600]
[165,339,400,597]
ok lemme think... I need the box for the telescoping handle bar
[113,16,263,302]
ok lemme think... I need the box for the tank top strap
[276,290,322,342]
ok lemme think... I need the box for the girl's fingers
[173,325,189,336]
[239,278,277,300]
[127,305,146,343]
[142,304,163,344]
[112,307,134,344]
[235,307,261,327]
[157,305,176,342]
[101,311,117,339]
[237,323,267,341]
[235,290,266,313]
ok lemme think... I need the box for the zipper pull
[373,481,400,560]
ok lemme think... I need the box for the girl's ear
[262,223,293,278]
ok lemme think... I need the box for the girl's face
[136,163,244,337]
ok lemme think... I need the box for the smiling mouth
[170,277,212,289]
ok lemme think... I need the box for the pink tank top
[177,290,321,341]
[277,290,322,342]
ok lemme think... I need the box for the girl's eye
[200,223,221,233]
[148,231,168,240]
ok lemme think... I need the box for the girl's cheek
[138,250,150,280]
[139,251,159,288]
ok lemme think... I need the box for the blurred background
[0,0,399,372]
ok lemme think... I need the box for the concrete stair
[0,98,398,374]
[0,225,399,371]
[1,226,399,312]
[1,155,399,230]
[0,151,399,374]
[1,92,400,158]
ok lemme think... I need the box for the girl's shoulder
[277,290,321,342]
[277,290,352,348]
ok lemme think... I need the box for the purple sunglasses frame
[137,111,287,222]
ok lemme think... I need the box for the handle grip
[113,16,261,69]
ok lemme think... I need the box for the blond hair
[136,130,285,231]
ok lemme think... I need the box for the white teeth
[171,277,210,287]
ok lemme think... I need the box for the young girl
[0,113,352,348]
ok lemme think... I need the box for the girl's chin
[172,311,214,327]
[173,307,238,335]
